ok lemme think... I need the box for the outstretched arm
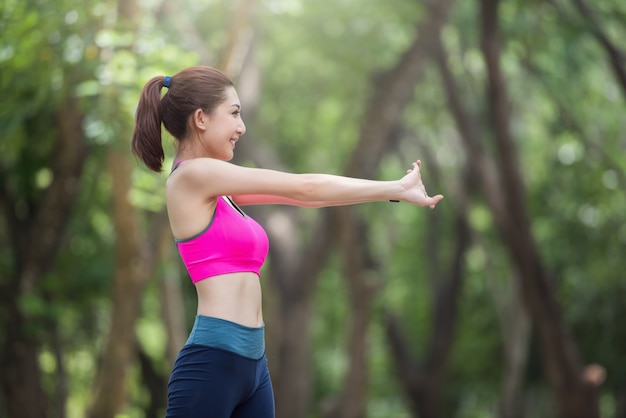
[234,161,442,208]
[169,158,443,209]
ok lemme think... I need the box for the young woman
[131,65,443,418]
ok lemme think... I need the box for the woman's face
[200,86,246,161]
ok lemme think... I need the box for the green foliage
[256,0,423,173]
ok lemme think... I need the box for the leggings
[166,316,275,418]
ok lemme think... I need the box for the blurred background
[1,0,625,417]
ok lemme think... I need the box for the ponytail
[131,76,167,172]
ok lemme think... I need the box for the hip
[185,314,265,360]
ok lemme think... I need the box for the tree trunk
[0,95,88,418]
[266,211,336,418]
[216,0,257,77]
[480,0,602,416]
[1,306,48,418]
[490,274,531,418]
[138,347,168,418]
[616,389,626,418]
[85,0,147,414]
[88,150,150,418]
[157,224,187,367]
[51,321,70,418]
[321,210,383,418]
[385,211,470,418]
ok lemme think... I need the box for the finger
[428,194,444,209]
[413,162,422,178]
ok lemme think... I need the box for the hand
[400,160,443,209]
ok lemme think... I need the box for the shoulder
[177,157,230,174]
[168,157,297,200]
[168,158,229,186]
[166,158,250,203]
[166,158,212,199]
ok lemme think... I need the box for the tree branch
[573,0,626,98]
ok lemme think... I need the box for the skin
[166,86,444,327]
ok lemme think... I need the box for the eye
[232,110,241,117]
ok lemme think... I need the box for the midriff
[194,272,264,328]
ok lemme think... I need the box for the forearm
[234,174,402,207]
[233,194,372,208]
[297,173,405,204]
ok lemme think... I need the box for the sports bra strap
[171,159,185,174]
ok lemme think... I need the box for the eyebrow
[231,104,241,109]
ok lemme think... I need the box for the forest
[1,0,625,417]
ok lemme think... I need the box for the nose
[237,119,246,135]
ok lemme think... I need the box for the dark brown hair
[131,66,234,172]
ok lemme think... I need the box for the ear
[191,109,208,131]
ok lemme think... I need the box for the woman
[131,65,443,418]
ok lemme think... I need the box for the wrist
[390,180,406,202]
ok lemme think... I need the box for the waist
[186,315,265,360]
[195,272,263,327]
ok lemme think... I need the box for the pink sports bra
[175,196,269,283]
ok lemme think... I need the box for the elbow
[295,174,321,202]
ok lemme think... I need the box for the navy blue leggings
[166,344,275,418]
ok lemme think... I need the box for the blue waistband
[185,315,265,360]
